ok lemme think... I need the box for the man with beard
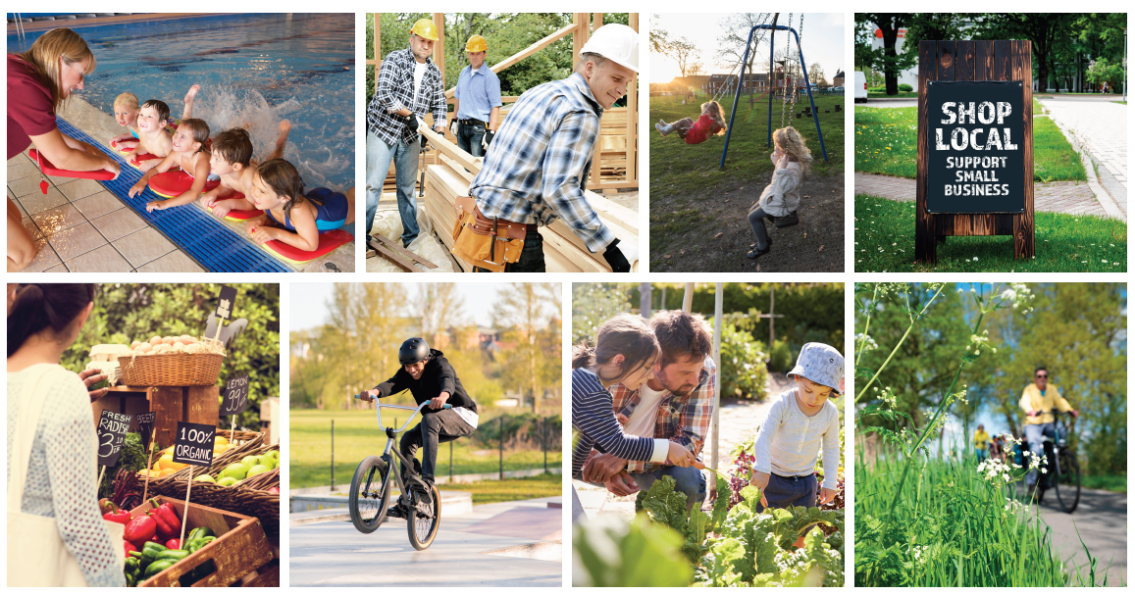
[577,310,715,512]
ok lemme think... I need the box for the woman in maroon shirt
[8,28,120,271]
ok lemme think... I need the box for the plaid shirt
[470,72,615,253]
[367,47,447,146]
[583,357,716,474]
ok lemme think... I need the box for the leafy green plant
[719,323,769,399]
[573,513,693,587]
[768,339,793,373]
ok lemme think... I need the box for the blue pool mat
[56,117,290,273]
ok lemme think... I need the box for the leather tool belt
[451,196,527,272]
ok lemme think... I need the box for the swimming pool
[8,13,354,191]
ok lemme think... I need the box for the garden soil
[651,171,844,272]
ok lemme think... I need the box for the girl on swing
[747,126,812,260]
[655,100,727,144]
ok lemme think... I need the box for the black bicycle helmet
[399,337,431,366]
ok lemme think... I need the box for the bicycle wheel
[1053,450,1081,513]
[349,455,394,533]
[406,481,441,550]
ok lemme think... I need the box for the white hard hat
[579,23,638,73]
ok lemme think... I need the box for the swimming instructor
[8,28,120,271]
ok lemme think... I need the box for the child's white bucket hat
[788,342,844,395]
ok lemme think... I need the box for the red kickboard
[149,170,219,198]
[27,149,116,180]
[110,139,137,153]
[261,229,353,263]
[129,152,162,168]
[207,193,262,221]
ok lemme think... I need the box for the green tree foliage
[718,323,769,399]
[66,284,279,430]
[571,283,632,346]
[491,282,562,414]
[854,14,915,96]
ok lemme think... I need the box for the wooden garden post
[432,13,445,84]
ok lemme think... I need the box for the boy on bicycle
[360,337,478,517]
[1020,366,1078,494]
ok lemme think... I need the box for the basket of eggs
[117,335,226,386]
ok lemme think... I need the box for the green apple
[265,450,279,461]
[241,455,260,467]
[259,456,277,470]
[222,462,249,481]
[247,464,269,477]
[217,476,238,487]
[195,474,216,483]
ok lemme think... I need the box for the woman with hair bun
[7,284,125,586]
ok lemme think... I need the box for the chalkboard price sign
[222,374,250,417]
[97,410,133,467]
[216,285,238,321]
[926,80,1025,214]
[136,411,156,445]
[172,422,216,467]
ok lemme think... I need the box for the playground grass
[854,193,1126,272]
[1081,474,1127,493]
[290,408,562,490]
[461,473,562,505]
[855,106,1086,182]
[867,91,918,98]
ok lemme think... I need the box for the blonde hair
[114,92,139,111]
[17,28,97,113]
[773,126,813,176]
[701,101,727,136]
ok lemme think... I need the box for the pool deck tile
[91,208,149,242]
[31,203,88,235]
[56,178,106,202]
[135,250,206,273]
[65,244,135,273]
[21,230,64,273]
[8,160,39,181]
[9,175,49,198]
[72,190,126,219]
[46,221,109,261]
[18,187,70,216]
[112,227,177,268]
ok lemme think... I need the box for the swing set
[719,17,828,169]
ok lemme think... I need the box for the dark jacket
[372,349,478,414]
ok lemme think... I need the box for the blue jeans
[366,131,420,245]
[1025,422,1056,486]
[757,473,817,512]
[628,465,707,513]
[456,121,485,158]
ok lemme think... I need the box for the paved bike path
[290,496,563,586]
[1023,485,1126,586]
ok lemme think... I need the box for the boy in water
[201,121,291,218]
[133,99,174,172]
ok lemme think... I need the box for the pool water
[9,13,354,191]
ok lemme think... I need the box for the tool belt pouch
[451,196,525,273]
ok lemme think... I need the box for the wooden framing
[369,13,639,191]
[916,40,1033,263]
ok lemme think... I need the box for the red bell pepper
[124,540,138,556]
[165,538,181,550]
[103,507,132,525]
[148,499,182,541]
[151,533,162,543]
[123,515,157,548]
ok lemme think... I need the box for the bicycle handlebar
[353,392,453,411]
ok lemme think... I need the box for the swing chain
[780,14,794,129]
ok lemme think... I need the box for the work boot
[774,211,799,228]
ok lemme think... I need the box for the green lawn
[1081,474,1127,493]
[290,408,562,490]
[855,106,1085,181]
[867,91,918,98]
[459,473,562,505]
[854,194,1127,272]
[1113,101,1128,105]
[650,92,844,199]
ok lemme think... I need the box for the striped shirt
[470,72,615,253]
[366,47,448,146]
[753,389,841,489]
[571,368,667,479]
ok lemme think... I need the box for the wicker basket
[117,353,224,386]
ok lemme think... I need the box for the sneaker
[747,246,772,260]
[385,496,408,519]
[655,122,670,136]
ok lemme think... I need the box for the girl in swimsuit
[245,158,355,252]
[128,118,213,212]
[655,100,727,145]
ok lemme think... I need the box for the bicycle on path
[1019,409,1081,513]
[347,396,447,549]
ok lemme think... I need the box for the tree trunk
[880,21,900,96]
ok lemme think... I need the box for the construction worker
[365,18,448,248]
[454,35,501,158]
[467,23,638,272]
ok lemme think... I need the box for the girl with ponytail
[7,284,125,587]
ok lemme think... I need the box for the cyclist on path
[1019,366,1078,495]
[360,338,478,517]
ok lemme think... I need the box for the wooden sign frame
[916,40,1034,264]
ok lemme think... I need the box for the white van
[854,71,868,103]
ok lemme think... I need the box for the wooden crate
[151,385,219,449]
[131,496,275,587]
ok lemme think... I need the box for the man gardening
[365,18,448,247]
[1020,366,1078,496]
[454,34,501,157]
[576,310,716,512]
[463,23,639,272]
[359,338,478,518]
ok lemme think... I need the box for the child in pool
[244,159,354,252]
[127,118,213,211]
[133,99,174,172]
[749,342,843,512]
[109,93,141,150]
[654,101,727,144]
[571,313,696,481]
[201,122,292,218]
[746,126,812,260]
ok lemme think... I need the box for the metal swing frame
[719,24,828,168]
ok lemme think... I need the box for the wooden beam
[372,14,382,94]
[593,13,604,31]
[433,13,445,83]
[628,13,639,187]
[443,23,578,98]
[573,13,589,70]
[418,124,481,174]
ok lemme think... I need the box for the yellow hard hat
[465,35,487,53]
[410,19,439,41]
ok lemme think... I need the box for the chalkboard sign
[216,285,238,321]
[136,411,156,448]
[97,410,133,467]
[221,374,250,416]
[926,81,1024,213]
[172,421,216,467]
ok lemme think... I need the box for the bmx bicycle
[1018,409,1081,513]
[347,396,448,549]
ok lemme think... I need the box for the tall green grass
[855,451,1093,586]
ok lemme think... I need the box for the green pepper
[125,572,136,588]
[143,559,176,579]
[155,549,190,563]
[141,541,168,564]
[125,557,139,572]
[188,527,214,541]
[186,536,217,554]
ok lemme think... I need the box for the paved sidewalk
[855,173,1111,218]
[1040,97,1127,215]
